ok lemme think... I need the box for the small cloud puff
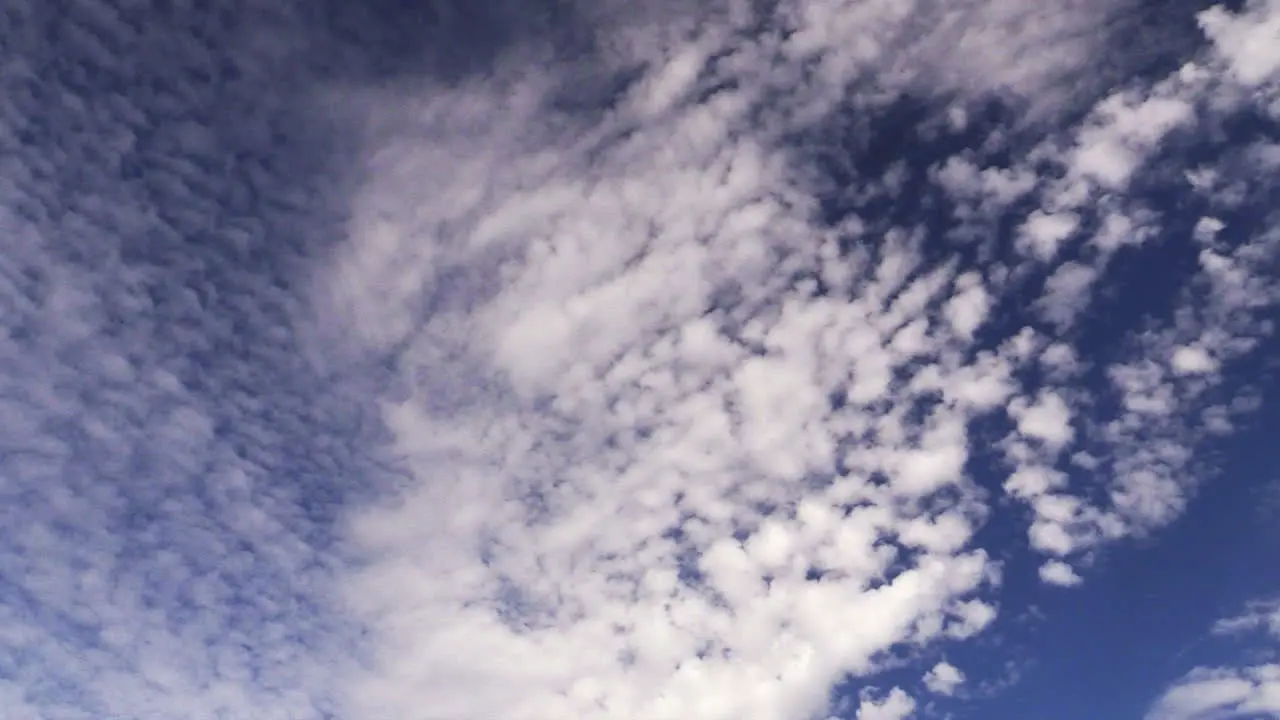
[1039,560,1084,587]
[923,660,967,696]
[856,687,918,720]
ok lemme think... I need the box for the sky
[1,0,1279,719]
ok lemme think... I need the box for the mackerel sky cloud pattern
[2,1,1279,719]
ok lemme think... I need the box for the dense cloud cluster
[0,1,378,717]
[1,0,1277,718]
[329,1,1280,719]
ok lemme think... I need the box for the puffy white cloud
[923,660,966,696]
[1039,560,1084,587]
[327,1,1280,713]
[945,271,993,340]
[1068,91,1197,191]
[1200,0,1280,86]
[933,157,1039,219]
[1171,345,1220,376]
[333,65,1011,717]
[1018,210,1081,262]
[856,687,917,720]
[966,0,1280,576]
[0,2,373,718]
[1009,390,1076,453]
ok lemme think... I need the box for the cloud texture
[323,1,1280,719]
[2,0,1278,718]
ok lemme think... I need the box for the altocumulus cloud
[2,1,1279,720]
[0,1,382,717]
[327,0,1280,718]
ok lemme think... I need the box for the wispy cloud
[1147,665,1280,720]
[1148,594,1280,720]
[1214,598,1280,640]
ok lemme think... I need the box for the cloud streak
[1148,594,1280,720]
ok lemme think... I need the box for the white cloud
[923,661,966,696]
[1040,342,1083,380]
[1148,590,1280,720]
[1213,598,1280,639]
[331,48,1012,715]
[9,0,1280,718]
[988,0,1280,567]
[856,687,917,720]
[947,599,999,640]
[1009,390,1076,453]
[1037,261,1101,330]
[1146,665,1280,720]
[945,271,993,340]
[1200,0,1280,86]
[1039,560,1084,587]
[1068,91,1197,190]
[1171,345,1220,376]
[1018,210,1081,262]
[325,0,1280,711]
[934,156,1039,218]
[1005,467,1069,500]
[336,1,1280,716]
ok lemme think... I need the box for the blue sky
[1,0,1279,719]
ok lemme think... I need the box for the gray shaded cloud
[1,0,387,717]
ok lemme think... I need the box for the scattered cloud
[1018,210,1081,262]
[855,687,917,720]
[1036,261,1100,330]
[1149,593,1280,720]
[4,0,1279,718]
[327,0,1280,717]
[0,1,371,718]
[1038,560,1085,588]
[1199,0,1280,87]
[1146,665,1280,720]
[1171,345,1221,376]
[923,660,967,696]
[1214,598,1280,639]
[1008,390,1076,454]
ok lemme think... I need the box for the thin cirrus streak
[320,2,1280,720]
[0,0,1277,719]
[1147,594,1280,720]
